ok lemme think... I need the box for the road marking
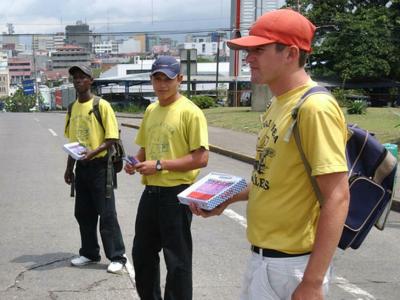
[335,276,376,299]
[48,128,57,136]
[123,255,140,298]
[34,118,39,122]
[222,209,376,299]
[224,209,247,228]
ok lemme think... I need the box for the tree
[4,89,37,112]
[285,1,400,82]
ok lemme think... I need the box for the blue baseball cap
[151,56,181,79]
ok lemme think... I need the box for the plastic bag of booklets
[178,172,247,210]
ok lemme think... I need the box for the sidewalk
[117,114,400,213]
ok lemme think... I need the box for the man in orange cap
[191,9,349,300]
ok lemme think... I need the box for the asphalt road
[0,112,399,300]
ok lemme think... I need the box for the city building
[32,35,58,53]
[182,33,229,57]
[8,57,32,85]
[65,21,92,52]
[51,45,91,70]
[53,32,65,50]
[93,40,118,55]
[0,51,9,97]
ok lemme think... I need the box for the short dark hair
[275,43,308,67]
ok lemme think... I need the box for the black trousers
[133,185,192,300]
[74,159,126,264]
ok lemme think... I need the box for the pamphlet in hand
[123,155,139,166]
[63,142,87,160]
[178,172,247,210]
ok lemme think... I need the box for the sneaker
[71,256,98,267]
[107,261,125,275]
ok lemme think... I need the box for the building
[182,33,229,57]
[65,21,92,52]
[51,45,91,70]
[32,35,54,52]
[8,57,32,85]
[53,32,65,50]
[93,40,118,55]
[0,51,9,97]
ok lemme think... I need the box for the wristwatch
[156,160,163,171]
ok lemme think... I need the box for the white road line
[335,276,376,300]
[223,209,247,228]
[222,208,376,299]
[48,128,57,136]
[123,255,140,298]
[34,118,39,122]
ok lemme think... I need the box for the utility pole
[186,49,191,98]
[215,32,220,101]
[32,34,40,110]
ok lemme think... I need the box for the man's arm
[292,171,349,300]
[64,155,76,184]
[81,139,117,161]
[134,147,209,175]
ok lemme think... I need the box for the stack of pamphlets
[63,142,87,160]
[178,172,247,210]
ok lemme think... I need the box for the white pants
[240,252,332,300]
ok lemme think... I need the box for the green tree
[285,1,400,82]
[4,89,37,112]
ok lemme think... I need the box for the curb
[120,122,400,213]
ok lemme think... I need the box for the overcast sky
[0,0,286,35]
[0,0,230,35]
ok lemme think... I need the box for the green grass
[203,107,400,144]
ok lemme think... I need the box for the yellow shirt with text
[64,98,119,159]
[247,81,348,254]
[136,96,209,187]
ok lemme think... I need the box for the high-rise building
[51,45,90,70]
[65,21,92,52]
[53,32,65,50]
[0,51,9,97]
[241,0,281,36]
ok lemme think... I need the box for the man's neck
[269,68,310,97]
[77,92,92,103]
[159,93,181,107]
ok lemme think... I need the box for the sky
[0,0,231,35]
[0,0,286,36]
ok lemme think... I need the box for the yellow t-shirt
[64,98,119,159]
[136,95,209,187]
[247,81,348,254]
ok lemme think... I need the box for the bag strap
[289,86,332,206]
[65,100,76,135]
[90,96,105,132]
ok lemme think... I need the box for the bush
[111,102,143,113]
[347,100,367,115]
[331,88,348,107]
[4,89,37,112]
[190,95,216,109]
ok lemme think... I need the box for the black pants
[133,185,192,300]
[74,159,126,264]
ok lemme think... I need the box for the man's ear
[177,74,184,83]
[286,46,300,64]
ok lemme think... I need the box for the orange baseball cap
[227,9,316,53]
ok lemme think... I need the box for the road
[0,112,399,300]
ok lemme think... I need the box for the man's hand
[135,160,158,175]
[64,168,74,185]
[124,162,136,175]
[80,149,96,161]
[189,201,230,218]
[291,280,324,300]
